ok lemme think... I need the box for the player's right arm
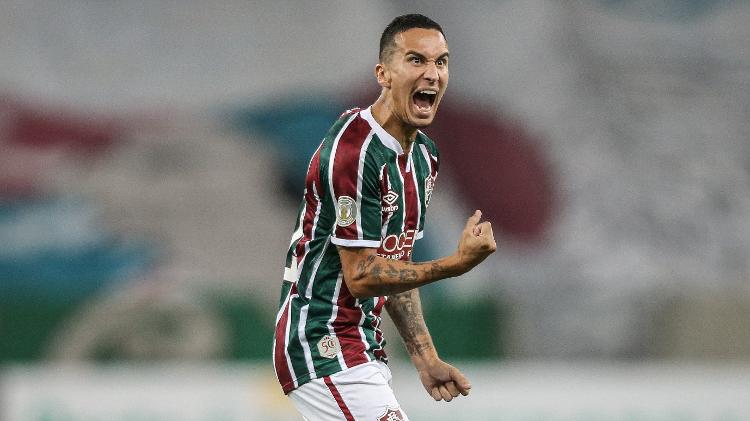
[337,210,496,298]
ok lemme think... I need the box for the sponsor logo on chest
[378,228,417,260]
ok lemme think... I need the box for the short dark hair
[379,14,445,63]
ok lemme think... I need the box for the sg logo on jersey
[336,196,356,227]
[317,335,341,359]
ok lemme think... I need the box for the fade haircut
[379,14,445,63]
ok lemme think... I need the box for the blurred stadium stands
[2,0,750,419]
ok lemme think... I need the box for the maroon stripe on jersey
[324,376,355,421]
[331,115,370,240]
[295,148,322,264]
[399,153,420,258]
[274,284,297,393]
[332,281,370,368]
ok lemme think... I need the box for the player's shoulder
[339,107,362,119]
[321,107,365,144]
[327,107,383,158]
[336,107,390,155]
[331,107,372,137]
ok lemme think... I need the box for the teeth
[418,90,437,95]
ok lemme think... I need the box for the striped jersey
[273,106,440,394]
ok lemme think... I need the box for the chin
[407,103,442,128]
[412,120,434,128]
[406,108,438,127]
[409,114,436,128]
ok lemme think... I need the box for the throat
[370,96,419,149]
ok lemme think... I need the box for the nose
[423,61,439,83]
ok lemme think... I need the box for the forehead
[393,28,448,56]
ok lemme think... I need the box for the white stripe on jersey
[326,272,349,370]
[283,206,306,283]
[286,141,325,255]
[355,133,374,241]
[297,303,317,380]
[372,308,386,350]
[283,295,299,389]
[283,266,295,283]
[273,285,298,388]
[395,154,407,234]
[288,206,305,251]
[297,236,331,379]
[354,299,374,363]
[294,186,328,381]
[275,278,294,325]
[418,144,433,177]
[305,237,330,300]
[303,182,323,299]
[409,151,422,239]
[327,113,358,230]
[417,144,435,241]
[329,237,380,247]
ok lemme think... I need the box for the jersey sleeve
[329,134,382,248]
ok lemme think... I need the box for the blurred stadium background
[2,0,750,419]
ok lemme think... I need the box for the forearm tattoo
[386,289,433,357]
[355,254,449,295]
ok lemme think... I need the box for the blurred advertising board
[3,362,750,420]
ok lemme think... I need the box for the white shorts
[288,360,410,421]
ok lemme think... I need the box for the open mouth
[412,89,437,113]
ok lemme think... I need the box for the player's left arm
[385,288,471,402]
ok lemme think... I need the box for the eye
[409,56,423,64]
[436,58,446,66]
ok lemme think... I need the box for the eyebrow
[405,50,450,60]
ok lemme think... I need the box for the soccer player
[273,14,497,420]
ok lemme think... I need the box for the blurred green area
[424,297,506,360]
[0,287,505,362]
[0,293,85,361]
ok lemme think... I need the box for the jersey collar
[360,106,409,156]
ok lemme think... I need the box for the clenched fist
[456,210,497,272]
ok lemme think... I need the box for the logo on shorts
[317,335,341,359]
[336,196,356,227]
[378,407,405,421]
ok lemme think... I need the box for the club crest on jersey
[382,190,399,213]
[317,335,341,359]
[378,407,405,421]
[336,196,356,227]
[425,175,435,208]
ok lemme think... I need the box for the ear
[375,63,391,88]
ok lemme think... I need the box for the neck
[371,92,417,152]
